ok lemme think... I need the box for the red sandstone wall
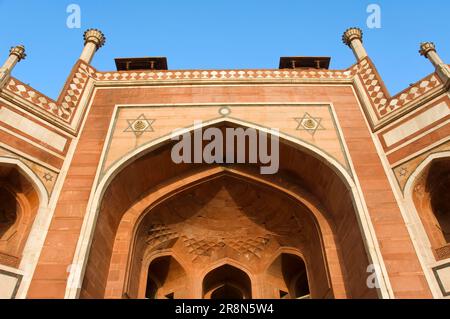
[26,84,432,299]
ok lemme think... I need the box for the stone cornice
[1,59,446,134]
[93,68,354,82]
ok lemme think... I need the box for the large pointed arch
[65,119,392,299]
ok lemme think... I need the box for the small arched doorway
[0,157,51,299]
[144,255,187,299]
[0,163,39,268]
[0,186,18,239]
[413,157,450,260]
[203,264,252,299]
[426,159,450,245]
[266,253,310,299]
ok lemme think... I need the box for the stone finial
[342,27,363,46]
[1,45,26,89]
[9,45,26,61]
[419,42,436,58]
[419,42,450,83]
[342,27,367,61]
[83,28,106,50]
[80,29,106,64]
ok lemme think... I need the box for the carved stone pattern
[94,69,352,82]
[146,224,179,247]
[3,56,443,125]
[226,236,270,258]
[182,235,271,260]
[384,74,441,115]
[182,237,226,258]
[435,244,450,260]
[354,59,389,116]
[0,252,19,268]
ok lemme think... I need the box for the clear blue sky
[0,0,449,99]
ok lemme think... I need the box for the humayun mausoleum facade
[0,27,449,299]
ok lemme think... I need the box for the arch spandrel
[100,103,350,177]
[393,140,450,192]
[0,148,58,198]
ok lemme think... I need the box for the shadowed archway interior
[203,265,252,299]
[426,159,450,244]
[267,253,310,299]
[0,164,39,268]
[144,255,187,299]
[0,187,17,239]
[129,174,326,298]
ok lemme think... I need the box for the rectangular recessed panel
[383,102,450,147]
[0,272,19,299]
[434,264,450,296]
[0,107,67,152]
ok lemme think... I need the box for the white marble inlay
[0,107,67,152]
[383,102,450,147]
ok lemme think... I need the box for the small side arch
[0,157,49,205]
[403,151,450,298]
[404,151,450,256]
[141,251,188,299]
[136,249,191,299]
[200,258,255,299]
[0,156,50,299]
[263,247,316,299]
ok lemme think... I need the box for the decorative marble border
[99,102,352,180]
[5,61,92,124]
[2,58,445,132]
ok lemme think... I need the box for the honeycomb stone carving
[146,224,179,247]
[182,235,271,261]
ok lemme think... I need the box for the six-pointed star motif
[124,114,155,137]
[43,173,53,182]
[295,112,325,136]
[399,167,408,177]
